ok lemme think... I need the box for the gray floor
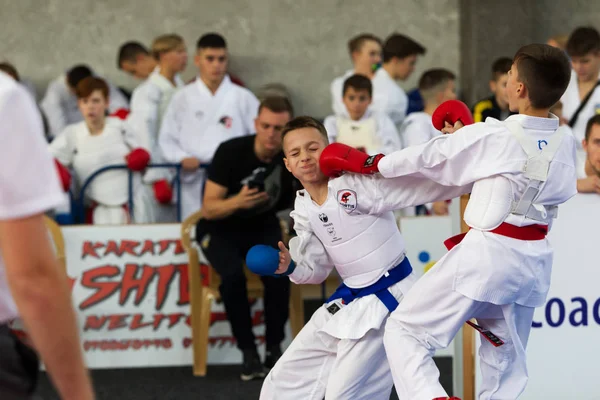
[36,300,454,399]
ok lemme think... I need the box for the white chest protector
[70,121,131,205]
[300,184,405,288]
[464,120,567,230]
[335,116,380,155]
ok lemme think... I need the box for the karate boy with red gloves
[320,44,577,400]
[246,116,469,400]
[50,77,152,224]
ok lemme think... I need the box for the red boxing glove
[432,100,474,131]
[319,143,384,178]
[153,179,173,204]
[126,148,150,171]
[110,108,130,120]
[54,159,71,192]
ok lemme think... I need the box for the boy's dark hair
[0,62,20,81]
[513,44,571,109]
[491,57,513,80]
[585,114,600,141]
[66,65,93,89]
[383,33,426,63]
[418,69,455,92]
[197,33,227,50]
[117,41,149,68]
[342,74,372,97]
[258,96,294,117]
[281,116,329,145]
[348,33,382,55]
[566,26,600,57]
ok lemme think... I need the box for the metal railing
[74,163,209,223]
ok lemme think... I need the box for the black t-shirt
[199,135,298,234]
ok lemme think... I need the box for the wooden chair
[44,215,66,273]
[180,210,305,377]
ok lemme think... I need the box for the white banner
[58,224,290,368]
[475,194,600,399]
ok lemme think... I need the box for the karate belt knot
[327,257,413,313]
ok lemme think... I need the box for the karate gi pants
[383,259,535,400]
[260,303,394,400]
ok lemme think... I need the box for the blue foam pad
[245,245,279,276]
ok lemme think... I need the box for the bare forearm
[10,272,94,400]
[202,196,241,220]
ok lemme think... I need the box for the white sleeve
[401,119,431,148]
[127,85,160,151]
[40,81,67,139]
[287,196,335,285]
[158,92,193,163]
[377,114,402,154]
[331,79,345,116]
[378,123,514,186]
[242,90,259,134]
[339,173,470,215]
[0,83,64,219]
[48,127,76,167]
[323,116,338,143]
[121,120,145,150]
[108,82,130,112]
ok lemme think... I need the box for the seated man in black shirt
[196,96,297,381]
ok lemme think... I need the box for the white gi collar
[195,74,232,97]
[504,113,559,131]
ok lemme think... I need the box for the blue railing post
[75,163,205,224]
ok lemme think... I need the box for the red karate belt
[442,222,548,347]
[444,222,548,251]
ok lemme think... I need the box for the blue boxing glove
[246,243,296,277]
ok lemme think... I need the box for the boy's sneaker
[264,345,282,370]
[241,349,267,381]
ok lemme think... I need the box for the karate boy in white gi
[158,33,259,219]
[562,26,600,177]
[320,44,577,400]
[324,74,402,156]
[127,34,188,222]
[250,116,468,400]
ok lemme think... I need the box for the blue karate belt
[327,257,412,313]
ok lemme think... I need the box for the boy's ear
[489,80,497,93]
[283,157,292,173]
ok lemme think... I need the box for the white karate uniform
[323,109,402,156]
[49,117,147,225]
[41,73,129,139]
[0,72,64,323]
[158,75,259,219]
[330,69,354,115]
[127,68,185,223]
[376,115,578,400]
[560,70,600,176]
[371,67,408,127]
[399,111,440,148]
[261,172,469,400]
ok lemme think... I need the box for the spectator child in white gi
[324,74,402,156]
[49,77,150,225]
[330,33,382,115]
[117,41,159,81]
[562,27,600,176]
[248,117,468,400]
[321,44,576,400]
[399,68,457,216]
[41,64,129,139]
[159,33,259,219]
[127,34,188,223]
[371,33,426,127]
